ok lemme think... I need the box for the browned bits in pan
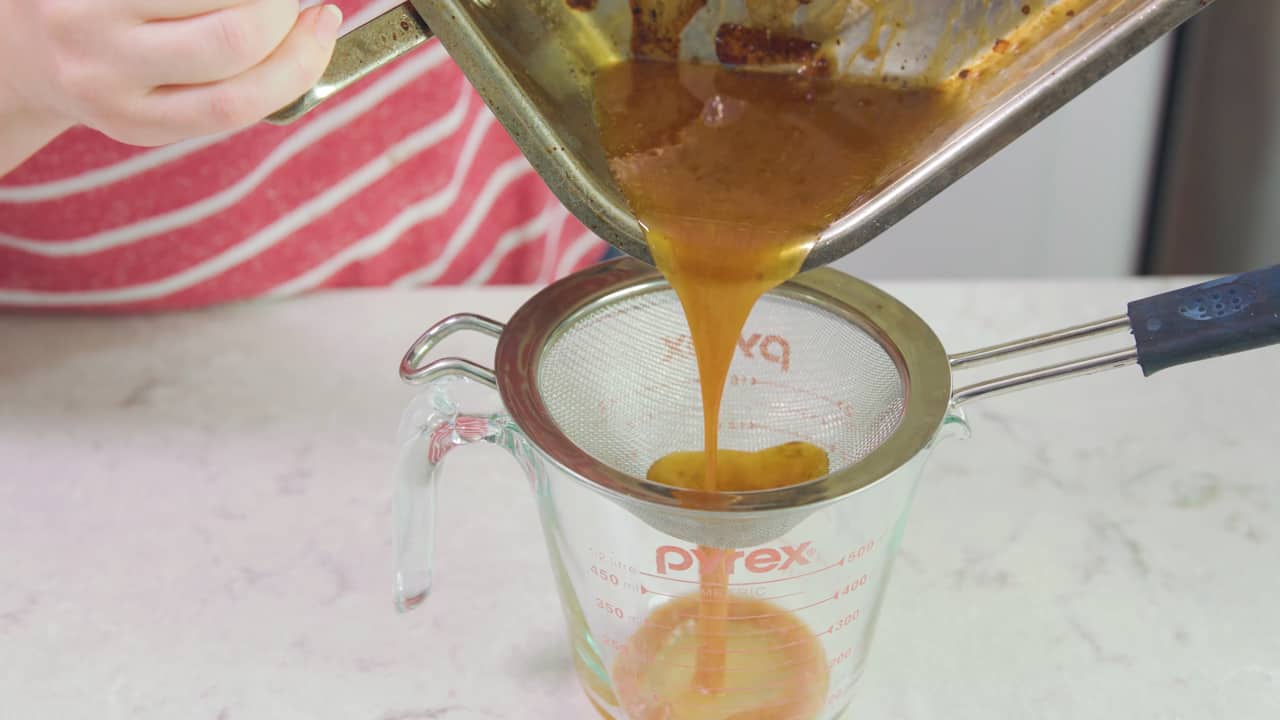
[714,23,821,67]
[629,0,709,60]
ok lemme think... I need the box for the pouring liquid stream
[594,60,955,716]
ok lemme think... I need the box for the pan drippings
[593,59,954,716]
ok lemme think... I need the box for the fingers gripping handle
[1128,265,1280,376]
[267,2,434,124]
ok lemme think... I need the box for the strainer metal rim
[495,259,953,513]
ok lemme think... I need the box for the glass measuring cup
[396,373,945,718]
[394,261,1280,719]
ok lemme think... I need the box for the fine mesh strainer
[531,273,918,547]
[400,260,1280,549]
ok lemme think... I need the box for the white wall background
[835,38,1172,279]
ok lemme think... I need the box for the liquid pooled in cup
[607,443,830,720]
[593,60,955,717]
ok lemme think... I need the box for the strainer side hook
[401,313,504,387]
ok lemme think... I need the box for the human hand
[0,0,341,148]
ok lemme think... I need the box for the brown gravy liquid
[593,60,953,717]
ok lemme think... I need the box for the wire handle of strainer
[402,266,1280,404]
[401,313,503,388]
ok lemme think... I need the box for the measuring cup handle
[1127,264,1280,376]
[393,372,537,612]
[266,2,434,124]
[394,375,499,612]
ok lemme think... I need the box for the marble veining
[0,282,1276,719]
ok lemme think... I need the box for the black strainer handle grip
[1127,264,1280,377]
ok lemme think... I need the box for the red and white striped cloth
[0,0,605,313]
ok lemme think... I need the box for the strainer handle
[951,265,1280,403]
[401,314,504,386]
[1126,265,1280,376]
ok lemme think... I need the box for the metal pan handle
[950,265,1280,404]
[266,2,434,125]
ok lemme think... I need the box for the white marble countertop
[1,279,1277,720]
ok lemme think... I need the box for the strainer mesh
[537,287,906,481]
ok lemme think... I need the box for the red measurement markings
[635,571,697,584]
[639,585,801,602]
[585,549,635,574]
[831,574,870,601]
[828,646,858,669]
[845,539,877,563]
[822,609,862,636]
[590,566,621,586]
[676,594,835,620]
[642,595,839,637]
[662,603,824,622]
[638,557,857,587]
[595,598,624,619]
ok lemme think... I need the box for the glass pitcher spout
[392,374,527,612]
[936,403,972,444]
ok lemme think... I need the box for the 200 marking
[829,647,854,669]
[833,610,860,631]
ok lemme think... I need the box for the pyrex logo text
[655,542,813,575]
[660,334,792,372]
